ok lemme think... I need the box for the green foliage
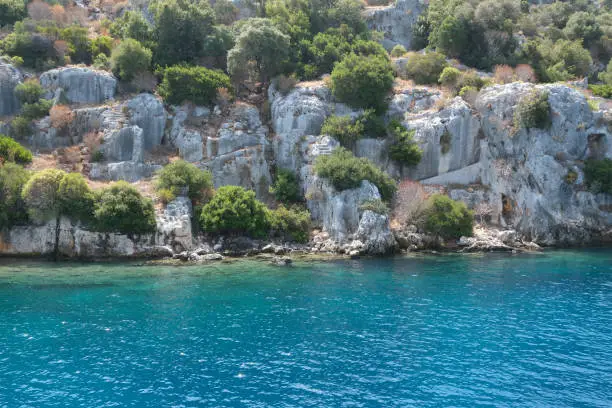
[20,99,52,120]
[158,65,231,106]
[21,169,65,223]
[387,120,422,166]
[155,160,213,205]
[228,18,290,82]
[14,80,44,104]
[60,25,92,64]
[0,0,26,27]
[584,159,612,195]
[200,185,270,237]
[563,12,602,48]
[91,150,104,163]
[270,169,302,204]
[544,40,592,80]
[57,172,94,223]
[90,35,113,57]
[94,181,156,234]
[330,53,394,112]
[424,194,474,239]
[269,205,311,242]
[390,44,407,58]
[10,116,31,138]
[359,199,389,215]
[402,52,448,85]
[599,60,612,86]
[214,0,239,25]
[438,66,462,88]
[110,10,156,50]
[93,53,110,71]
[0,135,32,164]
[314,147,396,201]
[514,89,551,130]
[0,163,30,229]
[110,39,152,81]
[1,21,60,69]
[321,114,363,147]
[589,85,612,99]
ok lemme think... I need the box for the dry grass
[391,179,430,229]
[28,154,58,171]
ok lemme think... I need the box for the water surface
[0,250,611,407]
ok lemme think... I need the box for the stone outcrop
[40,67,116,104]
[0,61,21,116]
[365,0,426,50]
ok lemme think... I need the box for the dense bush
[0,163,30,229]
[14,80,44,104]
[21,169,65,223]
[514,89,551,130]
[390,44,407,58]
[314,148,396,201]
[0,0,26,27]
[270,169,302,204]
[269,205,311,243]
[155,160,213,205]
[110,39,152,81]
[438,66,462,88]
[401,52,448,85]
[424,194,474,239]
[320,114,363,147]
[94,181,156,234]
[589,85,612,99]
[57,172,94,223]
[200,185,270,237]
[599,60,612,86]
[0,135,32,164]
[584,159,612,195]
[110,10,156,50]
[387,121,422,167]
[330,53,394,112]
[158,65,231,106]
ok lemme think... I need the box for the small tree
[155,160,214,205]
[200,185,270,237]
[158,65,231,106]
[424,194,474,239]
[388,121,422,167]
[94,181,157,234]
[0,163,30,229]
[270,168,302,204]
[57,172,94,223]
[269,205,311,243]
[14,80,44,105]
[438,66,461,89]
[21,169,66,223]
[110,39,152,82]
[0,135,32,164]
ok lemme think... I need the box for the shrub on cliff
[424,194,473,239]
[269,205,311,243]
[314,148,396,201]
[0,163,30,229]
[270,169,302,204]
[514,89,551,130]
[387,121,422,167]
[94,181,156,234]
[14,80,44,105]
[21,169,65,223]
[200,185,270,237]
[58,173,94,223]
[158,65,231,106]
[401,52,448,85]
[0,135,32,164]
[330,53,394,112]
[110,39,152,81]
[321,114,364,147]
[584,158,612,195]
[156,160,214,205]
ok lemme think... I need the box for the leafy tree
[321,114,364,147]
[314,147,396,201]
[330,53,394,112]
[214,0,239,25]
[110,10,156,50]
[155,160,214,205]
[14,80,44,105]
[563,12,602,49]
[269,205,311,242]
[94,181,157,234]
[0,163,30,229]
[402,52,448,85]
[270,168,302,204]
[424,194,473,239]
[60,25,92,64]
[387,121,422,167]
[110,39,152,81]
[57,172,94,223]
[227,18,290,82]
[21,169,65,223]
[543,40,592,80]
[158,65,231,105]
[1,22,60,69]
[438,66,462,89]
[200,185,270,237]
[0,135,32,164]
[433,16,468,59]
[0,0,26,27]
[90,35,113,57]
[411,10,430,50]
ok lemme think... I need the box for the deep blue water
[0,250,611,407]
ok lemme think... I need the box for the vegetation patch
[424,194,474,239]
[514,89,551,130]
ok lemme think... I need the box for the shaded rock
[0,61,22,116]
[40,67,116,104]
[365,0,426,50]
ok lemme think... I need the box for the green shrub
[93,53,111,71]
[10,116,32,138]
[57,173,94,223]
[155,160,213,205]
[589,85,612,99]
[584,159,612,194]
[359,199,389,215]
[438,66,462,88]
[321,114,364,147]
[94,181,157,234]
[314,148,396,201]
[0,163,30,229]
[424,194,474,239]
[270,169,302,204]
[158,65,231,106]
[157,188,176,205]
[401,52,448,85]
[514,89,551,130]
[21,169,66,223]
[269,205,311,243]
[0,135,32,164]
[14,80,44,105]
[90,35,113,57]
[330,53,394,112]
[387,121,422,166]
[91,150,104,163]
[20,99,52,120]
[110,39,152,81]
[0,0,26,27]
[600,60,612,86]
[200,185,270,237]
[390,44,407,58]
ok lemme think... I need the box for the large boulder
[0,61,21,116]
[156,196,194,253]
[126,93,167,150]
[40,67,116,104]
[364,0,426,51]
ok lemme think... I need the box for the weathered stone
[0,61,22,116]
[365,0,426,50]
[40,67,116,104]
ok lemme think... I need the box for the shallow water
[0,250,611,407]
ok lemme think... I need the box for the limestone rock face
[127,93,167,150]
[356,210,397,255]
[0,61,21,116]
[40,67,116,104]
[365,0,426,50]
[156,196,194,253]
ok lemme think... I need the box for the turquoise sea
[0,250,611,407]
